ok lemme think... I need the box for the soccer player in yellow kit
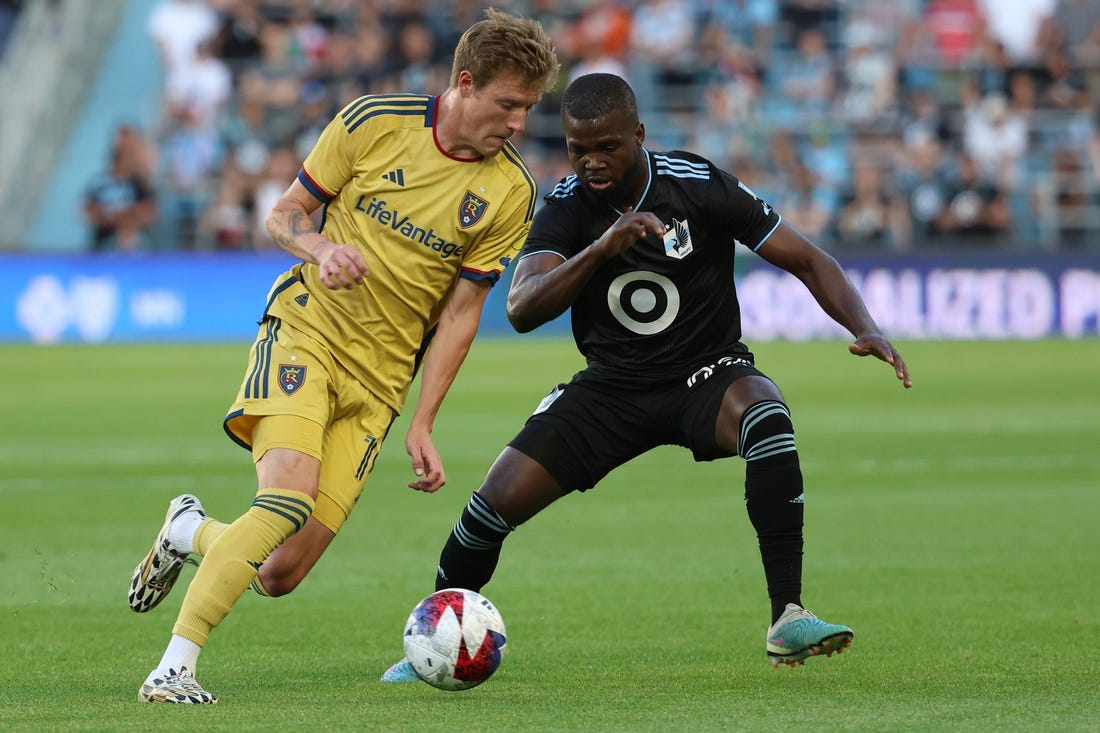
[127,9,559,704]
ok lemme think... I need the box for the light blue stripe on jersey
[750,215,783,252]
[518,248,566,262]
[549,175,582,200]
[652,152,711,180]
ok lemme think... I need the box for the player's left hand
[849,334,912,388]
[405,423,446,492]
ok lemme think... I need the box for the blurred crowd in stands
[81,0,1100,253]
[0,0,23,60]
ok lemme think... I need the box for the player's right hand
[317,241,370,289]
[596,210,667,258]
[849,333,912,389]
[405,422,446,493]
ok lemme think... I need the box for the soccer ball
[402,588,507,691]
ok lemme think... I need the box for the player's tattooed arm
[266,179,370,289]
[266,208,315,257]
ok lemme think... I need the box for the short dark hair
[561,73,638,124]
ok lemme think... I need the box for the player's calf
[435,492,513,591]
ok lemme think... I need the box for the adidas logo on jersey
[382,169,405,186]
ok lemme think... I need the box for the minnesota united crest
[278,364,306,395]
[459,190,489,228]
[663,218,693,259]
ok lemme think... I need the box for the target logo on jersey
[402,588,507,691]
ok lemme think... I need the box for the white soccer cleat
[128,494,205,613]
[138,666,218,704]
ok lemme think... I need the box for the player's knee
[738,400,797,463]
[477,479,524,527]
[478,453,565,527]
[452,492,514,551]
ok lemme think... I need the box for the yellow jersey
[263,94,536,411]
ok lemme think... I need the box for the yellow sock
[172,488,314,645]
[193,518,228,556]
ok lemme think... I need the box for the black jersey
[521,148,782,386]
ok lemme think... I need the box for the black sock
[739,401,804,623]
[745,456,804,623]
[435,492,514,592]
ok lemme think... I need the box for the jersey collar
[608,148,653,217]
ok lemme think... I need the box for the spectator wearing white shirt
[147,0,220,76]
[963,92,1028,191]
[165,39,232,131]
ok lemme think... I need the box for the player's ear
[635,122,646,146]
[456,69,476,96]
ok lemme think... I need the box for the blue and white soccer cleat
[128,494,205,613]
[380,658,420,683]
[138,666,218,704]
[766,603,853,668]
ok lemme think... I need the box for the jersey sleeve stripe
[518,248,567,262]
[501,142,537,222]
[459,266,503,285]
[297,168,333,202]
[342,95,430,134]
[751,214,783,252]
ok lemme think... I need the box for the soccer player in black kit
[384,72,911,681]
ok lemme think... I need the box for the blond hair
[449,7,559,93]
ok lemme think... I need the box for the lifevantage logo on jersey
[354,195,465,260]
[663,218,693,259]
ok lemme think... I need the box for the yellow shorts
[224,316,398,534]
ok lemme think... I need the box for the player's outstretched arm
[757,221,912,389]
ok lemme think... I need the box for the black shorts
[508,356,768,493]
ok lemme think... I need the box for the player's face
[563,108,646,207]
[457,70,544,157]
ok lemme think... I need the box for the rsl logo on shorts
[278,364,307,395]
[459,190,489,228]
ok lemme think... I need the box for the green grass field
[1,338,1098,732]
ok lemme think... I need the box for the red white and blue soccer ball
[402,588,507,691]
